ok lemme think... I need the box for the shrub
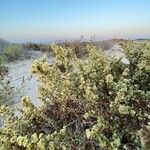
[0,38,8,54]
[0,64,13,106]
[0,38,8,63]
[0,42,150,149]
[0,56,4,65]
[4,44,23,61]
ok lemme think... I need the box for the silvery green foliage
[4,44,23,61]
[0,38,8,64]
[0,41,150,150]
[0,38,8,54]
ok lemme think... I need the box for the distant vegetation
[0,38,116,63]
[0,41,150,149]
[22,39,115,58]
[23,42,54,56]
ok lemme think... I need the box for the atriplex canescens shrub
[0,41,150,150]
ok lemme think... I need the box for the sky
[0,0,150,42]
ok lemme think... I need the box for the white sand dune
[103,44,130,64]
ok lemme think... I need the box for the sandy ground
[4,45,129,110]
[103,44,129,64]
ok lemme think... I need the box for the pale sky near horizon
[0,0,150,42]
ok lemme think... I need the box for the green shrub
[0,38,8,64]
[0,55,4,65]
[0,38,8,54]
[0,42,150,149]
[4,44,22,61]
[0,64,14,106]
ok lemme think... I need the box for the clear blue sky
[0,0,150,42]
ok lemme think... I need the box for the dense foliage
[0,41,150,150]
[22,40,115,58]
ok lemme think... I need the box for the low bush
[4,44,23,61]
[0,56,4,65]
[0,38,8,54]
[0,41,150,149]
[0,38,8,63]
[0,64,13,106]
